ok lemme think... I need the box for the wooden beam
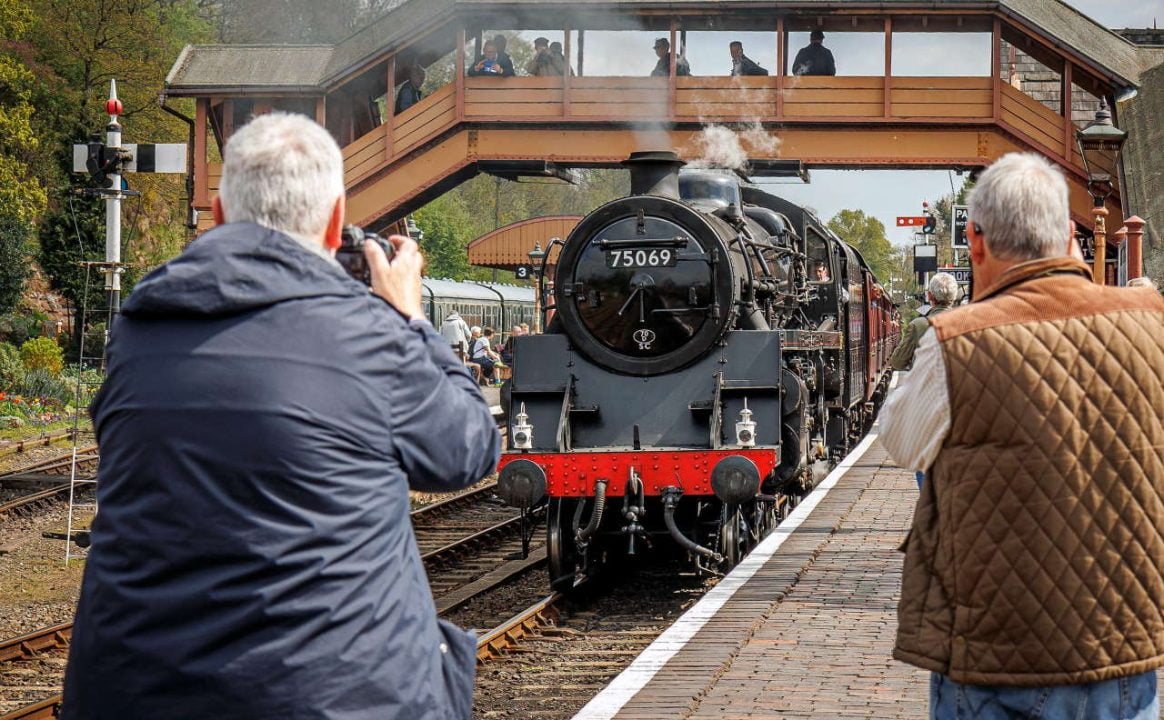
[669,20,678,117]
[883,18,893,119]
[315,96,326,125]
[194,98,209,208]
[776,17,785,119]
[578,29,585,77]
[385,56,395,161]
[563,27,572,117]
[456,28,466,122]
[1062,62,1073,159]
[992,18,1002,121]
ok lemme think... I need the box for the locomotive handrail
[591,237,690,249]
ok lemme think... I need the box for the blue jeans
[930,671,1159,719]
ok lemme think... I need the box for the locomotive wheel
[718,503,748,569]
[548,498,581,591]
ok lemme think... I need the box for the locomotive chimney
[623,151,685,200]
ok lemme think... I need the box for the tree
[413,195,474,280]
[0,216,33,316]
[827,209,894,282]
[0,0,48,225]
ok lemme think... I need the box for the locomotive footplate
[497,448,778,498]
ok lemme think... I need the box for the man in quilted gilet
[882,152,1164,719]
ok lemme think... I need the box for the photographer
[61,113,498,720]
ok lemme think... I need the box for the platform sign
[952,205,970,248]
[514,264,533,280]
[945,267,972,285]
[913,244,938,273]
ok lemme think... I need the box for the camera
[336,225,395,286]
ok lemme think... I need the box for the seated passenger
[730,41,769,76]
[469,41,513,77]
[651,37,690,77]
[394,65,426,115]
[501,325,523,364]
[471,327,501,383]
[793,30,836,76]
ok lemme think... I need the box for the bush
[0,342,21,389]
[20,337,64,376]
[17,369,73,405]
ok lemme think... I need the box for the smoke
[685,74,782,171]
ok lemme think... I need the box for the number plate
[605,248,678,269]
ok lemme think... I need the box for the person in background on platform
[1128,276,1159,291]
[882,152,1164,720]
[469,41,512,77]
[730,41,769,76]
[651,37,690,77]
[394,64,425,114]
[471,326,501,383]
[793,30,836,76]
[520,321,531,335]
[441,309,472,357]
[888,271,958,489]
[501,324,523,364]
[492,34,515,77]
[60,112,498,720]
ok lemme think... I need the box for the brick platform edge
[574,433,931,720]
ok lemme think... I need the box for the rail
[475,592,562,664]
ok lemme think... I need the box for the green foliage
[0,216,32,315]
[20,336,64,375]
[16,368,71,404]
[414,196,473,280]
[827,209,895,282]
[0,0,48,224]
[0,306,49,346]
[0,343,23,389]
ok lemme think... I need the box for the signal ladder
[62,260,121,565]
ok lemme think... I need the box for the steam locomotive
[497,151,899,590]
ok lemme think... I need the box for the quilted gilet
[894,257,1164,686]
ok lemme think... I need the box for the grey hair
[928,272,959,306]
[219,112,344,238]
[968,153,1069,261]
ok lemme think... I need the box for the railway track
[0,448,100,520]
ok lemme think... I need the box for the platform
[572,430,927,719]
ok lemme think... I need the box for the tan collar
[974,256,1092,302]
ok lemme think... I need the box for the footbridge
[165,0,1164,239]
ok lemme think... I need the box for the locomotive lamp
[1076,100,1127,286]
[512,402,533,450]
[735,399,756,448]
[529,242,547,333]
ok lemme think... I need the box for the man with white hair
[890,272,958,373]
[62,113,497,719]
[882,153,1164,718]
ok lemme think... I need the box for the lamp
[528,241,547,333]
[1076,100,1127,285]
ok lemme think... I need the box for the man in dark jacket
[730,41,768,76]
[61,112,499,719]
[651,37,690,77]
[792,30,836,76]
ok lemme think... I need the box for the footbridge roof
[166,0,1157,96]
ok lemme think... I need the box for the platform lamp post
[528,241,547,333]
[1076,100,1128,285]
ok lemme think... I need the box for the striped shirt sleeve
[880,329,951,471]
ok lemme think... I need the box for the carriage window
[807,232,831,283]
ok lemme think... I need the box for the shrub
[0,342,21,389]
[17,369,73,405]
[20,337,64,376]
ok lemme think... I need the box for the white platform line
[571,431,881,720]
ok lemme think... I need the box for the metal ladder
[63,261,120,565]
